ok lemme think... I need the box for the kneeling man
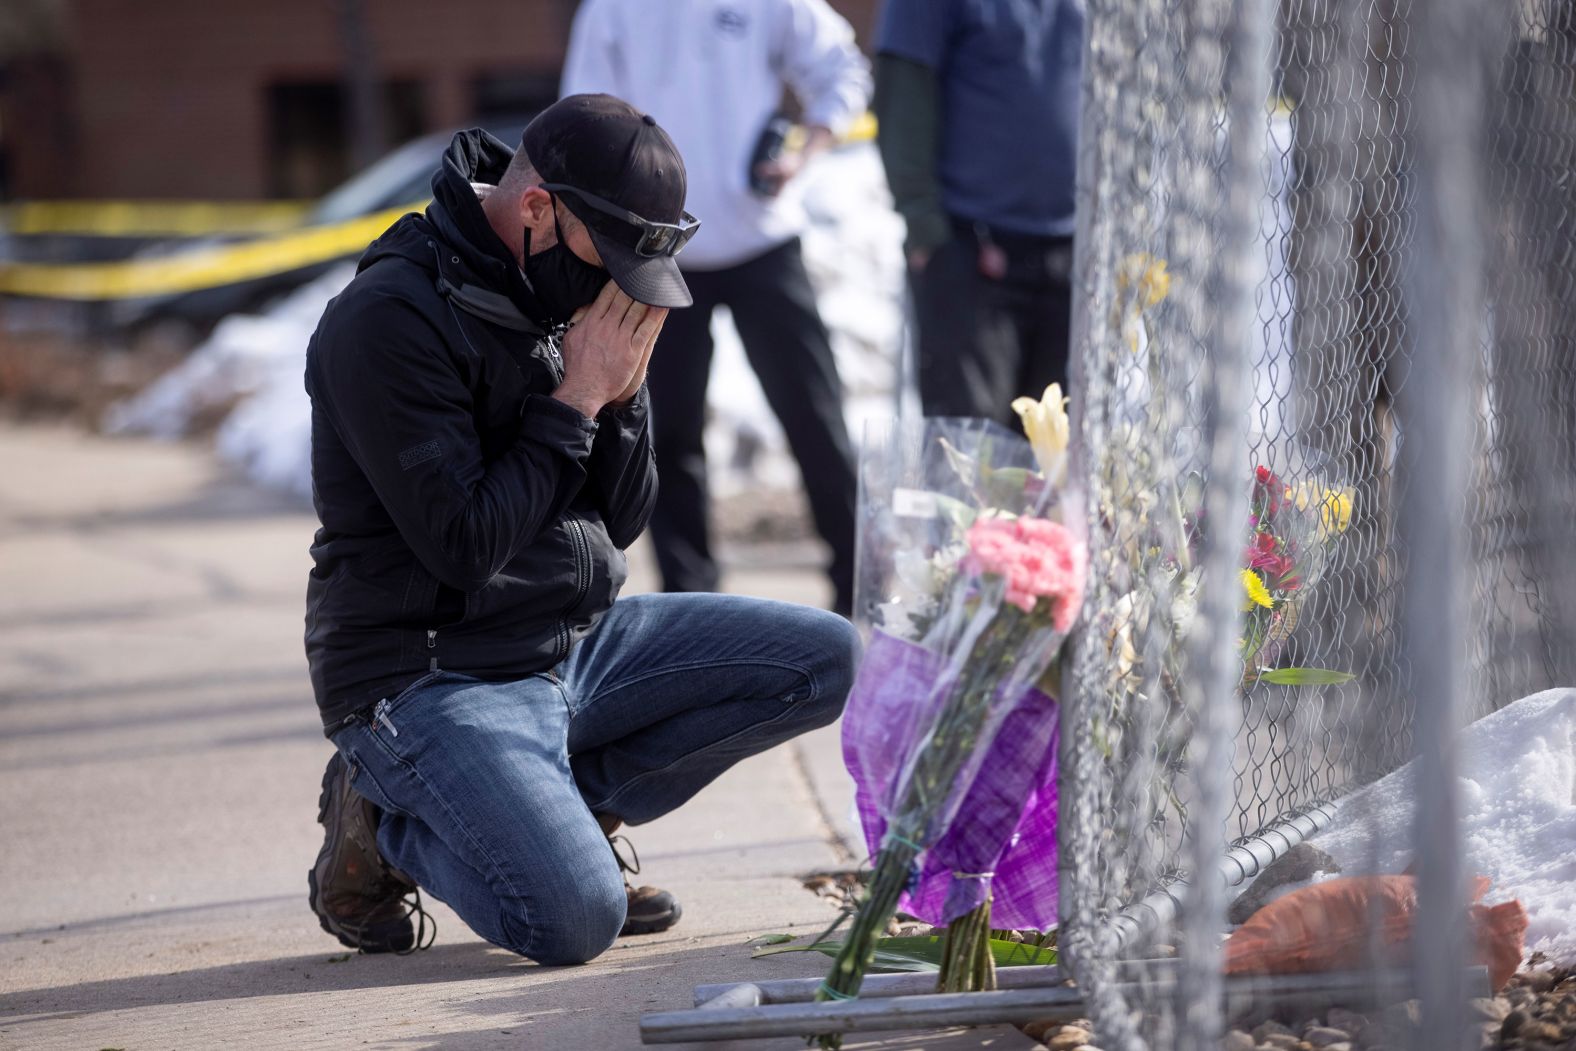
[304,95,857,963]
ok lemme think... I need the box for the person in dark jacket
[874,0,1083,426]
[305,95,858,964]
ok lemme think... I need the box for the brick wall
[10,0,884,200]
[0,54,75,198]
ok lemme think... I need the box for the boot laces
[340,887,437,956]
[609,833,641,877]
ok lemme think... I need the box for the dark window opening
[266,79,426,198]
[471,70,560,128]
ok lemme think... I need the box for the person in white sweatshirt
[562,0,872,615]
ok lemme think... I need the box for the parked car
[105,119,527,335]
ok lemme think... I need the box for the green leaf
[936,436,1036,512]
[932,493,979,532]
[750,935,1056,972]
[1259,666,1356,686]
[937,437,982,492]
[745,933,796,947]
[989,939,1060,968]
[986,466,1034,489]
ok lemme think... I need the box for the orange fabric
[1472,900,1530,991]
[1223,874,1526,991]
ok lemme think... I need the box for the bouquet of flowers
[1083,252,1356,852]
[1095,462,1357,747]
[1094,252,1355,698]
[1234,465,1355,685]
[822,396,1086,1040]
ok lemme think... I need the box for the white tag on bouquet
[892,487,940,519]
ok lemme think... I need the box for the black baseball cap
[521,94,694,308]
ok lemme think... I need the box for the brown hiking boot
[308,752,433,954]
[596,813,682,936]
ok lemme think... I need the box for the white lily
[1011,382,1071,485]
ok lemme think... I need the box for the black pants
[913,222,1075,427]
[647,238,857,611]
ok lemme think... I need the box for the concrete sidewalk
[0,424,1037,1051]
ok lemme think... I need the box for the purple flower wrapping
[842,630,1060,929]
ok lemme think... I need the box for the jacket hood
[357,128,548,324]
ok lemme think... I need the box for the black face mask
[521,202,608,325]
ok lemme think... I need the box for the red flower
[1245,531,1278,568]
[1243,530,1301,590]
[1252,466,1283,518]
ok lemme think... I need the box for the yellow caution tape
[1,111,877,239]
[0,110,882,302]
[785,111,877,152]
[0,202,425,300]
[844,110,878,143]
[1,199,315,237]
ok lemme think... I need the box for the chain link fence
[1058,0,1576,1045]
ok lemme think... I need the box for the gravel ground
[1019,963,1574,1051]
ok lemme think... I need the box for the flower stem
[815,610,1029,1046]
[937,898,997,993]
[813,840,919,1048]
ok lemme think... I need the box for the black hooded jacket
[303,129,658,733]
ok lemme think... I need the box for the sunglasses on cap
[540,182,701,258]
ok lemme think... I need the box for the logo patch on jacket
[398,440,442,470]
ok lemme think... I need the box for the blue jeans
[330,593,857,965]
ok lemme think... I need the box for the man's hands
[552,281,668,418]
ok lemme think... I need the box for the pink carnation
[961,516,1087,631]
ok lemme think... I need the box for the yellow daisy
[1241,569,1274,610]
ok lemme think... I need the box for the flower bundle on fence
[1234,466,1355,686]
[819,403,1086,1042]
[1095,253,1355,708]
[1077,252,1360,874]
[1091,460,1357,779]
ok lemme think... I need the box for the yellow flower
[1011,383,1071,481]
[1117,252,1171,310]
[1241,568,1274,610]
[1283,481,1354,539]
[1319,488,1353,537]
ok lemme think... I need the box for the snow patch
[1309,688,1576,965]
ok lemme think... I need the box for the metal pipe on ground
[644,965,1488,1044]
[686,801,1339,1015]
[693,958,1231,1007]
[1101,800,1339,955]
[696,966,1065,1006]
[696,983,765,1010]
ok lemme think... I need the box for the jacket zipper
[568,519,591,609]
[557,518,591,661]
[426,628,438,671]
